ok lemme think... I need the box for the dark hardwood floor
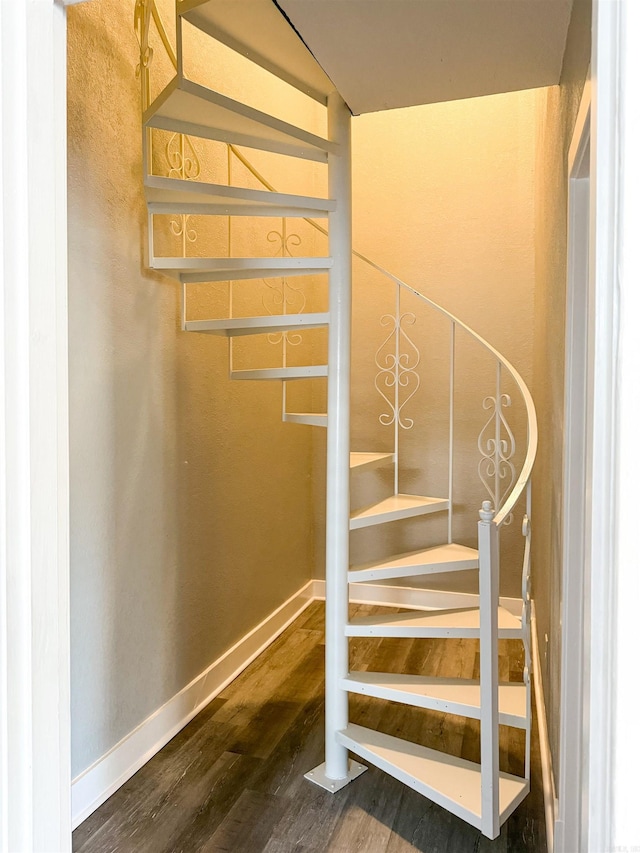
[74,601,546,852]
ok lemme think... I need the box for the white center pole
[324,91,352,781]
[304,90,365,794]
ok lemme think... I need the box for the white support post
[305,92,365,792]
[322,90,350,781]
[393,283,400,495]
[479,501,500,839]
[447,321,455,543]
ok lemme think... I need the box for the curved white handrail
[228,144,537,527]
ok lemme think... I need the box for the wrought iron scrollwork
[477,392,516,519]
[134,0,153,82]
[166,133,201,181]
[261,223,306,346]
[374,312,421,430]
[165,133,201,253]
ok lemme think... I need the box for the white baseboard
[72,578,526,832]
[71,579,318,829]
[531,603,556,853]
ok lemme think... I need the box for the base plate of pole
[304,759,368,793]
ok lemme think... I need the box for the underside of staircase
[134,0,538,841]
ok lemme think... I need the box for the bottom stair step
[337,724,529,831]
[341,673,527,729]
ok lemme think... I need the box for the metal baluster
[448,321,456,543]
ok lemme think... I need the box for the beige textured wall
[68,0,323,778]
[531,0,591,788]
[315,92,538,598]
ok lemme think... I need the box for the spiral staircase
[134,0,538,841]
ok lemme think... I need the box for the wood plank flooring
[74,601,546,852]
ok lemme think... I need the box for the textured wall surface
[314,91,538,599]
[67,0,322,779]
[531,0,591,790]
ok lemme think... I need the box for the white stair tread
[282,412,328,427]
[348,543,479,583]
[144,77,335,163]
[350,494,449,530]
[341,673,527,728]
[230,365,327,381]
[184,313,329,337]
[179,0,335,104]
[337,724,529,829]
[151,256,332,282]
[346,606,522,639]
[349,451,395,471]
[144,175,335,216]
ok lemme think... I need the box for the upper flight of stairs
[135,0,537,841]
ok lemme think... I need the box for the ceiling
[275,0,574,114]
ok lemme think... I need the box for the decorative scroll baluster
[477,361,516,520]
[258,220,306,383]
[135,0,154,273]
[134,0,153,112]
[166,133,200,257]
[261,222,305,346]
[135,0,198,327]
[374,284,420,494]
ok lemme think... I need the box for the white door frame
[1,1,72,850]
[583,1,640,851]
[556,81,591,853]
[602,0,640,849]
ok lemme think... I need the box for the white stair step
[341,673,527,729]
[282,412,328,427]
[144,77,336,163]
[346,606,522,640]
[336,724,529,831]
[350,494,449,530]
[151,256,332,283]
[145,175,335,217]
[230,365,327,381]
[348,543,479,584]
[179,0,335,104]
[349,451,395,472]
[184,312,329,337]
